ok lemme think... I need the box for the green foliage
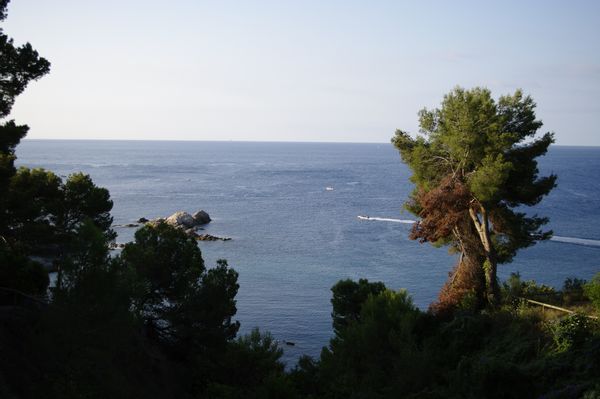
[392,87,556,309]
[0,2,54,298]
[551,314,596,352]
[502,272,560,305]
[583,385,600,399]
[468,153,513,203]
[0,0,50,203]
[120,222,239,355]
[206,328,295,399]
[0,12,50,119]
[302,278,600,399]
[451,356,533,399]
[0,246,49,295]
[563,277,588,305]
[31,266,140,399]
[319,288,428,398]
[232,328,285,379]
[1,168,115,297]
[584,273,600,312]
[5,168,62,250]
[54,219,111,293]
[394,87,554,203]
[2,168,115,255]
[58,172,115,241]
[330,278,386,337]
[456,289,479,312]
[289,356,321,397]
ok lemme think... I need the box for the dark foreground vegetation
[2,255,600,398]
[2,1,600,397]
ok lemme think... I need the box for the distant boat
[325,186,334,191]
[357,215,370,220]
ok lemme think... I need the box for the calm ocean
[16,140,600,364]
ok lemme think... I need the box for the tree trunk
[430,223,487,315]
[468,205,499,306]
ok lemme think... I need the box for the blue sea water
[16,140,600,364]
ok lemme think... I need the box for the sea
[16,140,600,365]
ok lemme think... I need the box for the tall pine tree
[393,87,556,312]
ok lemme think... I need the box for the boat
[357,215,370,220]
[325,186,334,191]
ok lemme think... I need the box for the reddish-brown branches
[410,176,471,243]
[409,175,488,315]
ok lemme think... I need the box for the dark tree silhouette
[0,0,50,203]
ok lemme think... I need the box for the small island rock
[165,211,196,229]
[196,234,231,241]
[145,211,221,240]
[192,210,211,225]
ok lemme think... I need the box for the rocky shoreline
[110,210,231,249]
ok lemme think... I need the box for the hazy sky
[4,1,600,144]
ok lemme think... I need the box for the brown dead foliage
[409,175,487,315]
[430,253,486,316]
[410,176,472,243]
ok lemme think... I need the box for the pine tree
[0,0,50,230]
[392,87,556,312]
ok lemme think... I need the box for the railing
[519,297,598,320]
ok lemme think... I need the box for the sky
[3,0,600,145]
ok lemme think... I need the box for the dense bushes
[1,221,289,398]
[4,229,599,399]
[289,277,600,399]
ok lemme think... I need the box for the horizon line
[23,137,392,145]
[21,137,600,148]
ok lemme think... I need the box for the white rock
[165,211,196,229]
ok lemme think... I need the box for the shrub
[584,273,600,312]
[563,277,587,305]
[502,272,560,305]
[551,313,594,351]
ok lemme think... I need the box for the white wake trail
[550,235,600,247]
[357,216,416,224]
[357,217,600,248]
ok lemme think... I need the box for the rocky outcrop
[108,210,226,251]
[113,223,139,228]
[148,217,165,226]
[148,210,211,230]
[165,211,196,229]
[192,210,211,225]
[196,234,231,241]
[142,210,229,241]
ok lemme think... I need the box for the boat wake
[550,235,600,247]
[357,216,600,247]
[357,216,416,224]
